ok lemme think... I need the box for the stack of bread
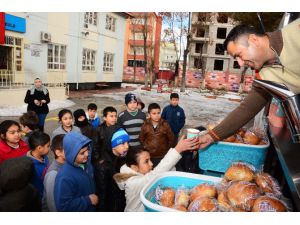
[207,125,268,145]
[153,162,289,212]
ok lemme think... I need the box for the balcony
[192,36,210,42]
[128,39,152,46]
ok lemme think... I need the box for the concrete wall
[0,87,67,106]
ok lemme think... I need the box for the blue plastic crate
[198,141,269,174]
[140,171,221,212]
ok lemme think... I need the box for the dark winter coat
[93,158,126,212]
[24,89,50,114]
[92,122,125,211]
[54,132,96,212]
[140,118,175,158]
[161,104,185,136]
[92,123,121,163]
[0,156,41,211]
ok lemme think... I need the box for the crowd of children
[0,92,200,212]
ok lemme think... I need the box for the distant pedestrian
[0,120,29,164]
[86,103,101,129]
[117,93,146,147]
[24,78,50,132]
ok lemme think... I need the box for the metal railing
[0,70,69,96]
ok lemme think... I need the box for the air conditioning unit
[41,32,51,42]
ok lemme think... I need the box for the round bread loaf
[254,172,281,197]
[252,196,287,212]
[159,188,175,207]
[227,181,261,211]
[224,163,255,182]
[188,197,218,212]
[190,183,217,202]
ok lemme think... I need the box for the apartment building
[189,12,254,92]
[123,12,162,83]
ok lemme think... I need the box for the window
[128,60,145,67]
[103,52,114,72]
[48,44,66,70]
[195,43,204,53]
[196,28,205,37]
[217,28,227,39]
[105,15,116,32]
[130,46,144,55]
[82,49,96,71]
[215,44,225,55]
[84,12,97,28]
[233,61,241,69]
[194,58,202,69]
[214,59,224,71]
[217,13,228,23]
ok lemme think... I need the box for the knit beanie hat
[73,109,88,127]
[125,93,137,105]
[111,128,130,148]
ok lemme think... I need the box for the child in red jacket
[0,120,29,164]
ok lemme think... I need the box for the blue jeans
[37,113,47,126]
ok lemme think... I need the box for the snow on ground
[0,99,75,117]
[94,85,242,128]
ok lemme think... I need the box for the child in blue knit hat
[111,128,130,157]
[93,128,130,212]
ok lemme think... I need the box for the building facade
[0,12,130,90]
[123,12,162,83]
[188,12,254,92]
[159,41,178,70]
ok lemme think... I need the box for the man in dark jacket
[0,156,41,211]
[161,93,186,141]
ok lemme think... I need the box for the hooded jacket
[0,139,29,164]
[0,156,41,211]
[54,132,96,212]
[114,148,181,212]
[140,118,175,158]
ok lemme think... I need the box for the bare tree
[180,12,191,92]
[130,17,139,83]
[143,12,149,88]
[159,12,190,88]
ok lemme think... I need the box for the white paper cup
[187,128,200,139]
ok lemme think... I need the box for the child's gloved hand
[175,135,199,153]
[89,194,99,205]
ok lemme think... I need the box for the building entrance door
[0,45,13,85]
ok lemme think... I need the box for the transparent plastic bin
[198,141,270,174]
[140,171,221,212]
